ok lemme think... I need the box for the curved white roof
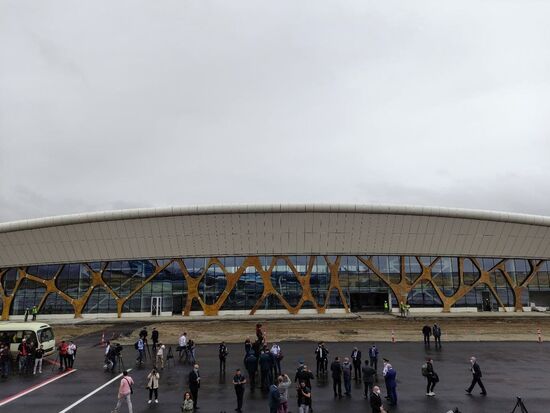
[1,204,550,266]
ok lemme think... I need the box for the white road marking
[0,368,77,407]
[58,368,132,413]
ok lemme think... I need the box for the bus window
[38,328,54,343]
[24,331,38,347]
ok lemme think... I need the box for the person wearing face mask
[188,363,201,409]
[370,385,387,413]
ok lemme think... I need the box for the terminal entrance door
[151,296,162,316]
[349,292,387,312]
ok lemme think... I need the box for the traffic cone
[537,328,542,343]
[100,332,106,347]
[391,329,396,343]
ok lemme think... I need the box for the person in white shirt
[156,343,166,370]
[67,341,77,368]
[178,332,188,360]
[270,343,282,375]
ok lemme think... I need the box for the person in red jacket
[58,340,69,371]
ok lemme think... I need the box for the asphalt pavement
[0,330,548,413]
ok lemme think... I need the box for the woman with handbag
[147,368,160,404]
[181,391,194,412]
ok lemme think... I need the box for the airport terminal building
[1,204,550,320]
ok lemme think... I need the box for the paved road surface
[0,333,547,412]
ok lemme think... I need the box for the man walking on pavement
[351,346,361,380]
[465,356,487,395]
[232,368,246,413]
[422,358,438,396]
[31,305,38,321]
[111,370,134,413]
[330,356,343,398]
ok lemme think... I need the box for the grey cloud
[1,0,550,222]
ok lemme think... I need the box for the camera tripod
[511,397,528,413]
[115,353,125,373]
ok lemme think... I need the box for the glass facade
[1,254,548,318]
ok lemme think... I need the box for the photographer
[296,381,312,413]
[146,367,160,404]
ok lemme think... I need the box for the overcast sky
[1,0,549,222]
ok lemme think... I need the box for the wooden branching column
[0,255,546,319]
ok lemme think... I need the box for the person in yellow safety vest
[383,301,389,313]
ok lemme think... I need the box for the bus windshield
[38,327,54,343]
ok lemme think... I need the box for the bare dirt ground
[59,315,550,345]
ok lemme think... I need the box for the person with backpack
[112,370,134,413]
[268,381,281,413]
[433,324,442,348]
[146,367,160,404]
[422,358,438,396]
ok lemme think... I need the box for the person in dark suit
[315,342,329,376]
[219,341,228,373]
[370,385,387,413]
[351,347,362,380]
[465,356,487,395]
[422,325,432,345]
[244,352,258,392]
[232,368,246,413]
[259,349,273,391]
[433,324,442,348]
[188,363,201,409]
[330,356,343,398]
[362,360,377,400]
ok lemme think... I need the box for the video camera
[114,343,123,355]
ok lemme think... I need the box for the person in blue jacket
[385,363,397,406]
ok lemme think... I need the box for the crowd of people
[105,322,478,413]
[0,335,77,378]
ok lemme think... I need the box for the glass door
[151,296,162,316]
